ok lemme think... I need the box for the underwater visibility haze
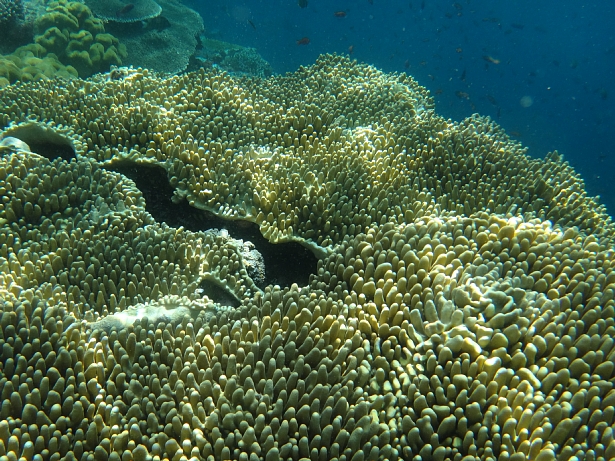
[0,1,615,461]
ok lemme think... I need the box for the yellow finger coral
[1,55,615,461]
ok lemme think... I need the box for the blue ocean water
[187,0,615,217]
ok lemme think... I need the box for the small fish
[368,0,373,4]
[298,0,308,7]
[348,45,354,54]
[487,95,498,106]
[456,47,463,53]
[510,23,525,30]
[455,91,470,100]
[116,3,134,17]
[482,17,500,23]
[483,55,500,64]
[334,11,347,17]
[248,20,256,30]
[296,37,310,45]
[460,69,466,81]
[453,2,463,10]
[404,59,410,69]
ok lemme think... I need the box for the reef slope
[1,55,615,461]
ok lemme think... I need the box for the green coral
[33,0,126,77]
[0,0,123,84]
[35,26,69,55]
[0,56,21,86]
[0,44,77,87]
[34,8,78,32]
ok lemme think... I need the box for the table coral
[1,55,615,461]
[106,0,203,74]
[84,0,162,23]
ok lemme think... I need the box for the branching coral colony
[1,55,615,461]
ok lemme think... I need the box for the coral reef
[106,0,203,74]
[0,0,24,25]
[82,295,222,334]
[0,0,35,53]
[84,0,162,23]
[0,136,31,153]
[1,55,615,461]
[0,43,78,87]
[33,0,127,77]
[194,38,273,78]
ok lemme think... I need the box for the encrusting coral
[0,43,78,88]
[33,0,127,77]
[1,54,615,461]
[0,0,128,86]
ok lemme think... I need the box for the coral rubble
[1,54,615,461]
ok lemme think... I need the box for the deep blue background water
[186,0,615,218]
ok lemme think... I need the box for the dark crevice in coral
[109,161,190,226]
[27,140,76,162]
[108,160,319,289]
[197,279,241,308]
[3,123,77,161]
